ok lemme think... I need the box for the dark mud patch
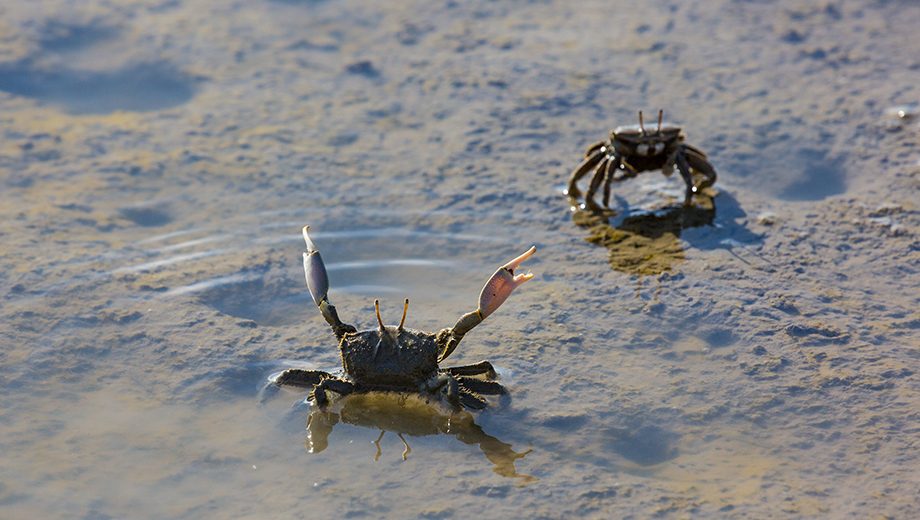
[572,192,715,276]
[778,149,847,201]
[602,425,680,466]
[198,276,307,327]
[118,204,173,227]
[0,60,197,114]
[209,362,280,398]
[0,18,197,114]
[344,60,381,78]
[37,21,122,53]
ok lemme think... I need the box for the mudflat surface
[2,0,920,518]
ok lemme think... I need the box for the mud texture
[2,0,920,519]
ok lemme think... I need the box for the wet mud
[2,0,920,518]
[572,190,718,276]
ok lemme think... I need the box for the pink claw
[478,246,536,318]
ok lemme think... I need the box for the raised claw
[437,246,537,362]
[302,226,330,307]
[479,246,536,318]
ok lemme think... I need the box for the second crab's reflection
[571,190,716,276]
[301,393,537,482]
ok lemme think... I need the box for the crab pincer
[479,246,536,318]
[302,226,329,306]
[302,226,355,338]
[437,246,536,362]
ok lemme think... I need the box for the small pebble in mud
[757,212,777,225]
[752,345,768,355]
[886,104,918,121]
[867,202,902,216]
[884,104,919,131]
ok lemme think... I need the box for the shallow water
[2,0,920,518]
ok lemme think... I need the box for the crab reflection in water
[303,393,537,482]
[572,194,716,277]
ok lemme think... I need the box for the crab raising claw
[273,226,537,410]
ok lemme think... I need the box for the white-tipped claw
[501,245,536,272]
[303,225,318,253]
[303,226,330,307]
[479,246,536,318]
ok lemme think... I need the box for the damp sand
[2,0,920,518]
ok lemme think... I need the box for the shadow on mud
[0,20,196,114]
[601,425,680,466]
[300,394,537,482]
[571,191,715,276]
[571,189,762,275]
[0,60,197,115]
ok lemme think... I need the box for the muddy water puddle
[1,200,799,517]
[0,201,843,518]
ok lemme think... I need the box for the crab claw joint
[302,226,330,307]
[478,246,536,318]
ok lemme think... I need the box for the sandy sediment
[1,0,920,518]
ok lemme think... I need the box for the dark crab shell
[610,123,683,157]
[566,109,717,209]
[340,326,440,387]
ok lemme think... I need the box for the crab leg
[397,433,412,460]
[566,145,605,198]
[682,144,717,190]
[674,152,696,205]
[602,156,622,208]
[302,226,357,339]
[437,247,536,361]
[273,368,333,388]
[457,377,506,396]
[372,431,385,461]
[311,377,356,408]
[442,360,498,378]
[583,157,609,211]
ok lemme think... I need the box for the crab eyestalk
[374,299,386,330]
[437,373,461,410]
[398,298,409,330]
[437,246,536,362]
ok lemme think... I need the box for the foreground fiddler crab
[566,109,717,210]
[271,226,536,410]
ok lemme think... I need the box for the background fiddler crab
[271,226,536,410]
[566,109,717,211]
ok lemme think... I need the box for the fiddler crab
[269,226,536,411]
[566,109,717,211]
